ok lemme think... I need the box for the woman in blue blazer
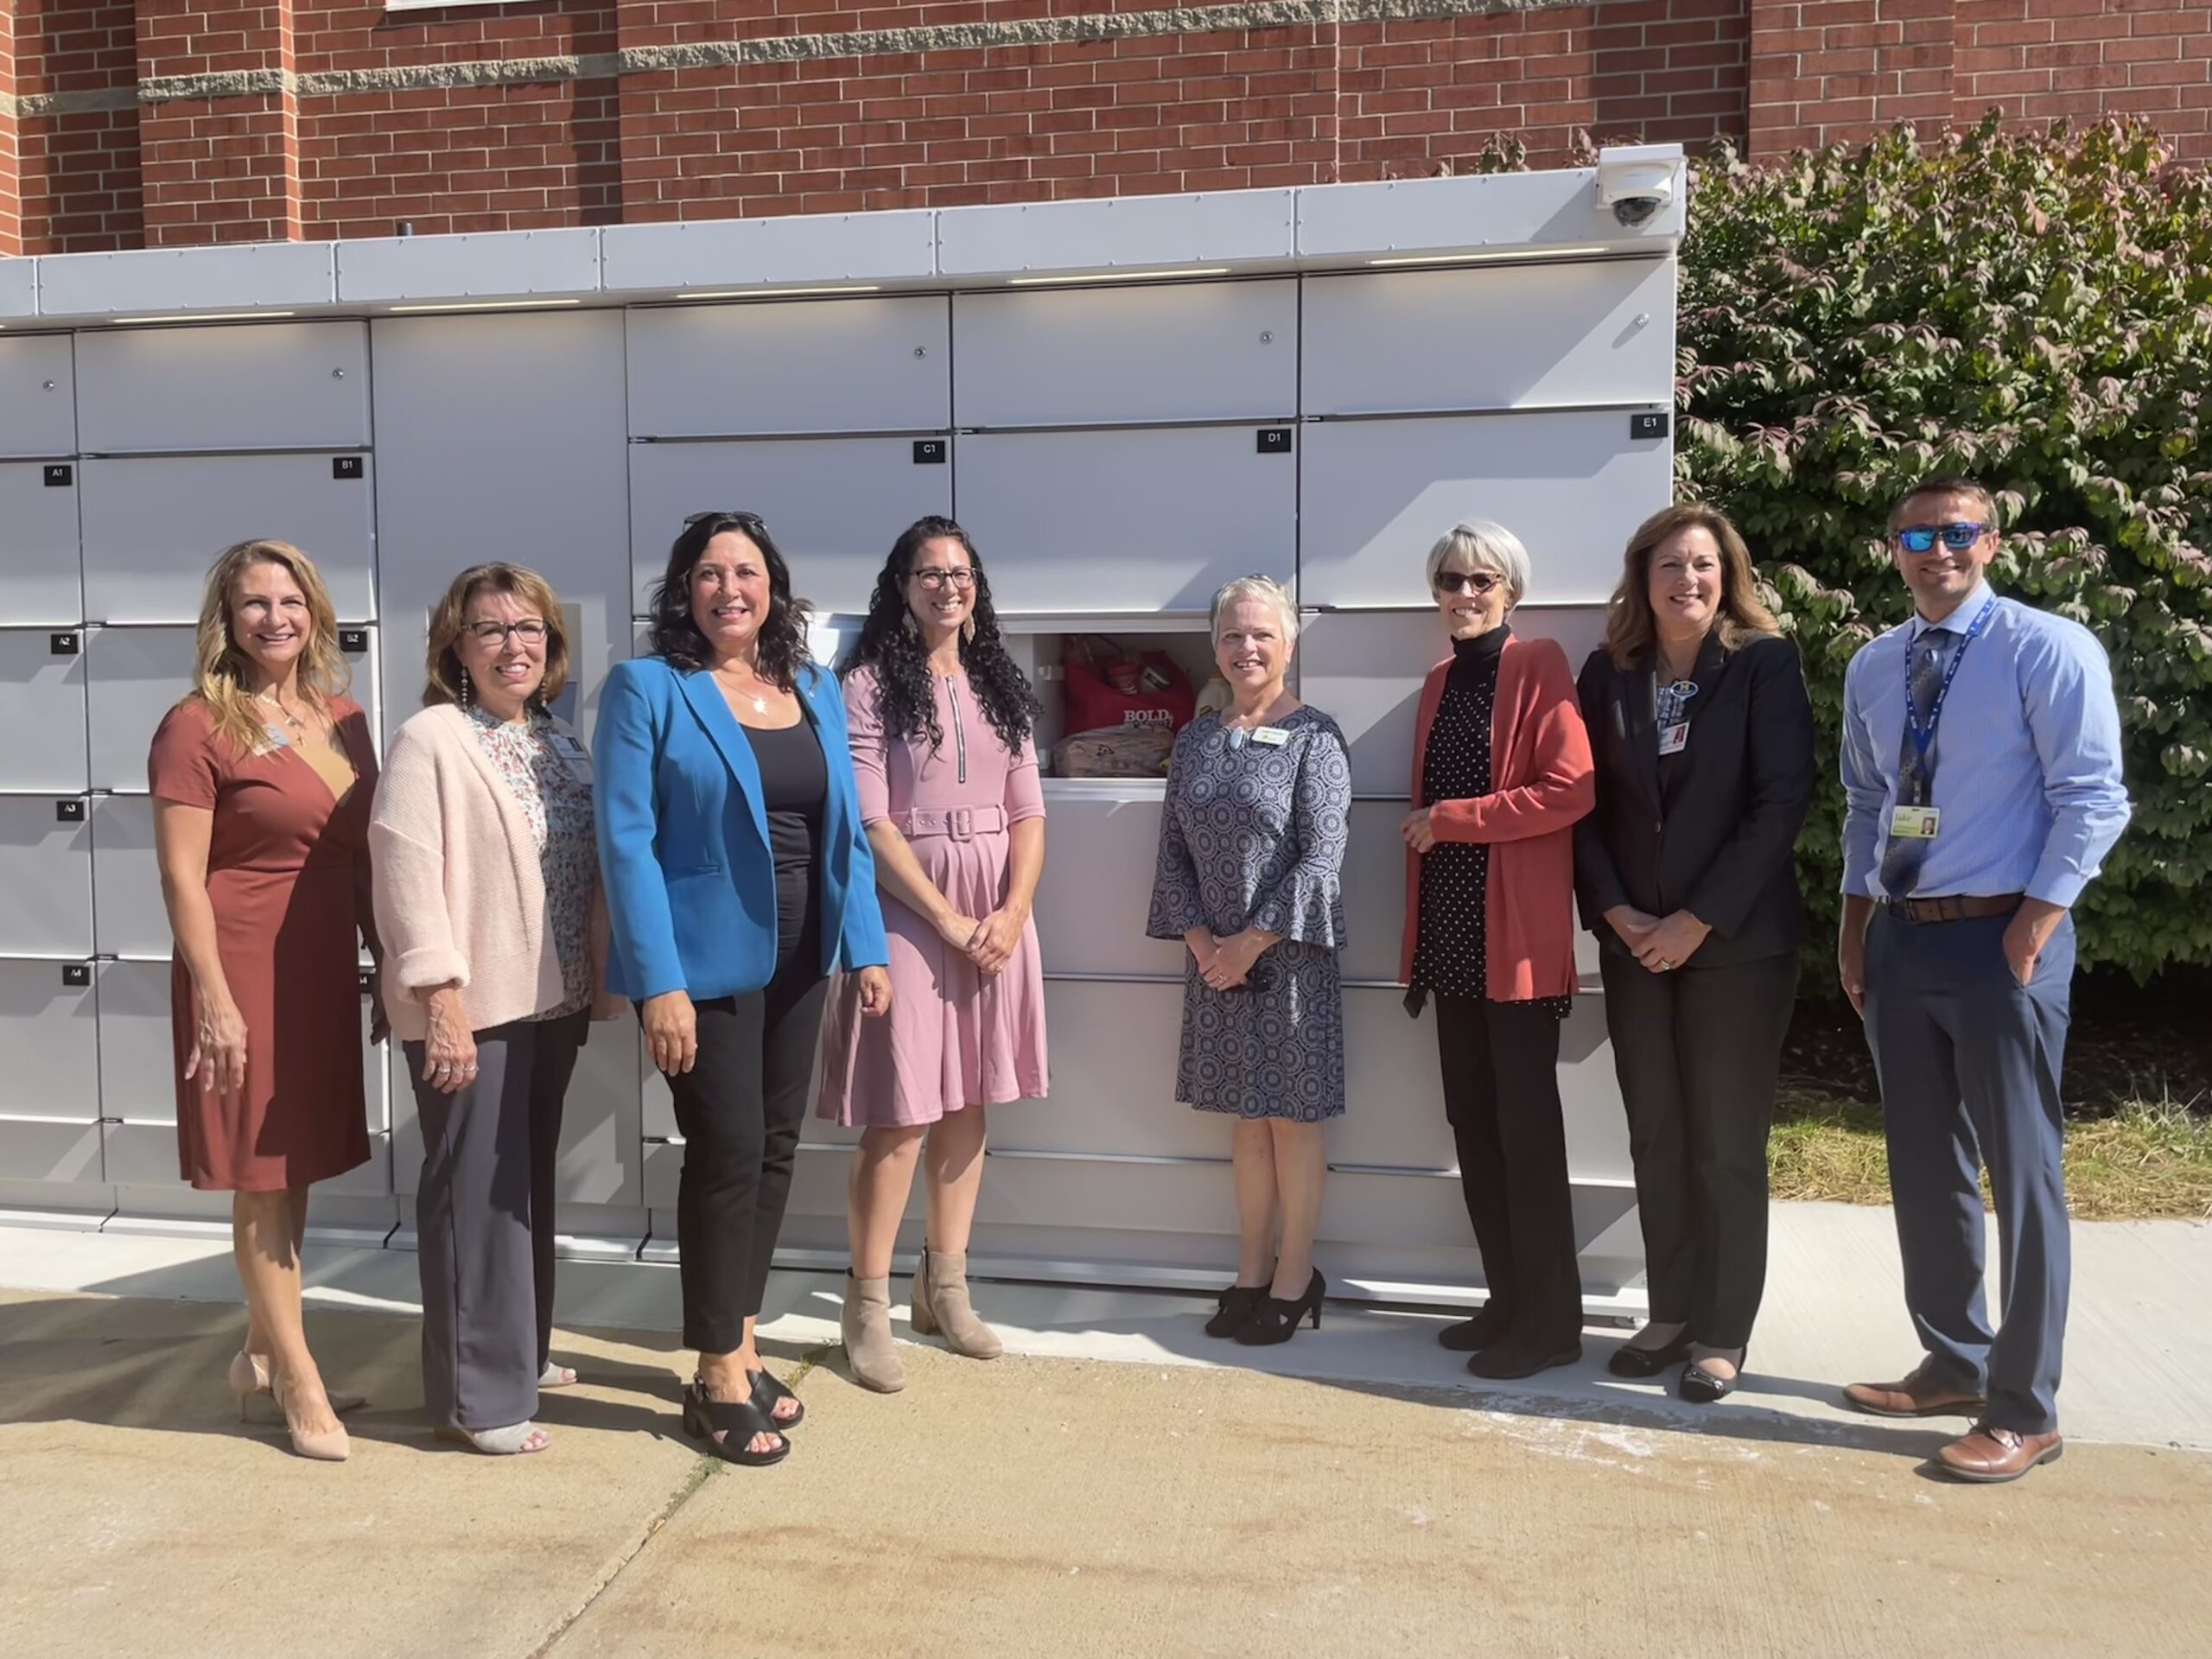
[596,510,892,1468]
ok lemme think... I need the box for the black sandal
[748,1367,805,1430]
[683,1379,790,1466]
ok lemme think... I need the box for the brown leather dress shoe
[1842,1359,1986,1419]
[1934,1423,2063,1484]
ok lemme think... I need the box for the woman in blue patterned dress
[1148,575,1352,1347]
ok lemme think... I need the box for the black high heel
[1607,1330,1693,1379]
[1205,1282,1268,1339]
[1234,1268,1325,1346]
[1678,1346,1747,1404]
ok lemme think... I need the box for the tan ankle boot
[911,1246,1003,1360]
[841,1273,906,1393]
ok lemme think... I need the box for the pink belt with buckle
[892,805,1008,841]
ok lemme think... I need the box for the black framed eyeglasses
[912,569,976,591]
[1895,522,1989,554]
[1433,570,1503,597]
[465,620,549,646]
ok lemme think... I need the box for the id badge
[1249,726,1290,747]
[264,724,292,750]
[546,731,592,779]
[1889,804,1942,840]
[1657,721,1688,757]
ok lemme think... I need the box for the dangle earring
[460,667,474,709]
[961,616,976,645]
[902,611,920,639]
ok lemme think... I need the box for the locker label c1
[912,439,947,465]
[1630,412,1669,441]
[1256,428,1294,455]
[49,632,79,655]
[44,464,73,487]
[339,627,369,653]
[62,963,92,988]
[54,798,86,823]
[333,455,365,480]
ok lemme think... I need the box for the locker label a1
[44,464,73,487]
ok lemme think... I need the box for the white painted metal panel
[1301,259,1675,416]
[79,453,378,624]
[0,462,85,625]
[1318,1169,1643,1295]
[95,1121,187,1188]
[600,210,938,293]
[957,426,1295,614]
[0,630,88,791]
[337,228,601,302]
[74,321,369,452]
[989,978,1217,1160]
[0,259,35,322]
[627,437,952,617]
[1297,607,1606,798]
[0,957,101,1122]
[0,1118,105,1184]
[0,335,78,456]
[1294,167,1685,257]
[370,311,630,744]
[90,793,168,958]
[642,1042,675,1143]
[0,795,94,957]
[94,1121,390,1194]
[95,960,176,1125]
[1299,410,1671,609]
[952,281,1298,428]
[35,244,336,321]
[937,190,1296,276]
[625,296,950,438]
[1029,786,1184,980]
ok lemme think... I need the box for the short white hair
[1426,520,1531,607]
[1210,574,1299,645]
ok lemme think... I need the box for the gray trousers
[406,1011,588,1432]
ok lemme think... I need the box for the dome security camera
[1594,145,1680,230]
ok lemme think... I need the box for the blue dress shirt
[1840,581,2130,907]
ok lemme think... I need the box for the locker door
[557,1020,644,1207]
[0,461,86,625]
[0,629,89,792]
[953,280,1297,428]
[370,311,630,747]
[1028,787,1185,980]
[0,334,79,459]
[1300,259,1676,416]
[628,437,953,618]
[85,626,193,792]
[625,296,950,438]
[0,794,94,957]
[91,793,170,958]
[74,321,372,454]
[0,957,101,1122]
[1296,608,1607,798]
[1298,411,1674,608]
[95,959,178,1124]
[986,978,1219,1164]
[0,1118,105,1185]
[957,427,1296,616]
[79,453,378,626]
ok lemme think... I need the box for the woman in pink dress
[819,516,1048,1394]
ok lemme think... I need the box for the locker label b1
[55,798,86,823]
[62,963,92,988]
[912,440,947,465]
[43,464,73,487]
[1630,412,1669,441]
[1256,428,1294,455]
[339,627,369,653]
[333,456,365,480]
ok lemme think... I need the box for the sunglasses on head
[683,510,766,531]
[1434,570,1503,597]
[1895,522,1989,554]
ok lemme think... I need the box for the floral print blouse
[467,705,596,1019]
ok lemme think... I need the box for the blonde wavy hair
[190,540,351,757]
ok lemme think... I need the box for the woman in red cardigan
[1399,520,1597,1381]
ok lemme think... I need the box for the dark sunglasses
[1433,570,1503,597]
[1895,522,1989,554]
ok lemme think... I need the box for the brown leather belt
[1883,892,2024,924]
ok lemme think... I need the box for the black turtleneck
[1445,624,1511,694]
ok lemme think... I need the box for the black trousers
[1599,950,1798,1351]
[664,930,830,1356]
[1434,995,1583,1348]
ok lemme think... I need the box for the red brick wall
[1,6,20,257]
[3,0,2207,255]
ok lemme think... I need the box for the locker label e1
[1630,412,1669,441]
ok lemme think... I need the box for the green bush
[1675,116,2212,981]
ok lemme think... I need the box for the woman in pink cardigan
[371,563,620,1456]
[1398,520,1596,1382]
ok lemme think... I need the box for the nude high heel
[229,1350,367,1417]
[270,1370,351,1463]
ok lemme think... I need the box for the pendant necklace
[257,687,308,739]
[717,665,768,715]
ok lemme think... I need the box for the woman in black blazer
[1575,504,1814,1404]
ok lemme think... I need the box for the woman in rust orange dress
[150,538,383,1462]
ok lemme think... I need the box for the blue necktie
[1878,626,1951,899]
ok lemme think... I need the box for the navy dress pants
[1863,907,2074,1434]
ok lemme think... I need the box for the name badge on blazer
[1657,721,1689,757]
[545,730,592,779]
[1248,726,1291,747]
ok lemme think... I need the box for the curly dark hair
[647,510,812,689]
[841,516,1039,754]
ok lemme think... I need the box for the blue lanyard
[1903,594,1995,768]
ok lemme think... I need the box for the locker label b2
[339,627,369,654]
[1256,428,1294,455]
[43,464,73,487]
[912,440,947,465]
[332,456,365,480]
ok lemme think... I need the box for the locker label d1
[912,440,947,465]
[333,456,365,480]
[1256,428,1294,455]
[44,464,73,487]
[1630,412,1670,441]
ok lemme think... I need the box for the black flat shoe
[1206,1282,1268,1339]
[1465,1340,1582,1381]
[748,1366,804,1430]
[1678,1349,1746,1404]
[1437,1302,1513,1353]
[683,1379,790,1467]
[1606,1332,1693,1379]
[1234,1268,1326,1346]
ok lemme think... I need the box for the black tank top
[740,717,828,953]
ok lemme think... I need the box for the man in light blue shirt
[1834,476,2129,1484]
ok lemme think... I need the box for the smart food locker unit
[0,153,1685,1314]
